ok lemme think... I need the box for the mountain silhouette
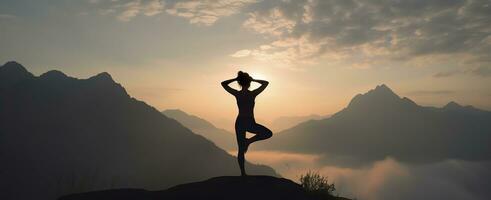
[270,114,328,132]
[59,176,350,200]
[0,61,277,200]
[162,109,235,150]
[254,84,491,167]
[0,61,35,88]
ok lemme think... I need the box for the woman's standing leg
[235,125,247,176]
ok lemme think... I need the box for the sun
[249,71,268,81]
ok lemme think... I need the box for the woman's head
[237,71,252,89]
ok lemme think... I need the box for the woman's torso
[235,90,255,119]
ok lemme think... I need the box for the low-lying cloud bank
[239,150,491,200]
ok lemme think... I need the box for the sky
[1,0,491,129]
[1,1,490,199]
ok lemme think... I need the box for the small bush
[300,171,336,197]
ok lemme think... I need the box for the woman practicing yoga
[221,71,273,176]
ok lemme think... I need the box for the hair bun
[238,71,244,75]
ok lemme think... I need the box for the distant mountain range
[269,114,329,132]
[0,61,276,200]
[162,109,236,150]
[255,84,491,167]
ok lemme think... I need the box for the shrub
[300,171,336,197]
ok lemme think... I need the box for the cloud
[117,1,142,21]
[407,90,455,95]
[434,66,491,78]
[165,0,257,26]
[471,66,491,77]
[245,151,491,200]
[232,0,491,68]
[144,0,165,16]
[88,0,101,4]
[433,70,465,78]
[230,49,251,57]
[96,0,164,21]
[243,7,296,36]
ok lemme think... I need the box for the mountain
[0,61,34,88]
[0,61,277,200]
[255,84,491,167]
[269,114,328,132]
[162,109,235,150]
[59,176,350,200]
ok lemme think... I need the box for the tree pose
[221,71,273,176]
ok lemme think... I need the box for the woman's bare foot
[244,139,252,153]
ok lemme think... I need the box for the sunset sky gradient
[1,0,490,129]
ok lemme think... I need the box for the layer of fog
[231,150,491,200]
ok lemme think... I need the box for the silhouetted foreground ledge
[58,176,350,200]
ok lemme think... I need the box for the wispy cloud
[117,1,142,21]
[231,0,491,68]
[434,66,491,78]
[471,66,491,77]
[407,90,455,96]
[230,49,251,58]
[165,0,257,26]
[88,0,101,4]
[433,70,465,78]
[95,0,164,22]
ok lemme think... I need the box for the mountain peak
[2,61,26,70]
[444,101,462,109]
[1,61,31,75]
[372,84,397,96]
[88,72,115,83]
[40,70,69,80]
[0,61,34,87]
[347,84,404,109]
[442,101,480,112]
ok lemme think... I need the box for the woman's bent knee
[264,129,273,139]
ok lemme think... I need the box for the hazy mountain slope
[269,114,328,132]
[162,109,236,150]
[255,84,491,167]
[0,61,277,200]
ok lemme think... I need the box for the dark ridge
[443,101,462,109]
[0,61,34,88]
[1,61,28,71]
[88,72,115,83]
[40,70,69,80]
[59,176,350,200]
[401,97,418,106]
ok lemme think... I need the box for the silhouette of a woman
[221,71,273,176]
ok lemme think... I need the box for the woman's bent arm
[221,78,238,95]
[251,79,269,96]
